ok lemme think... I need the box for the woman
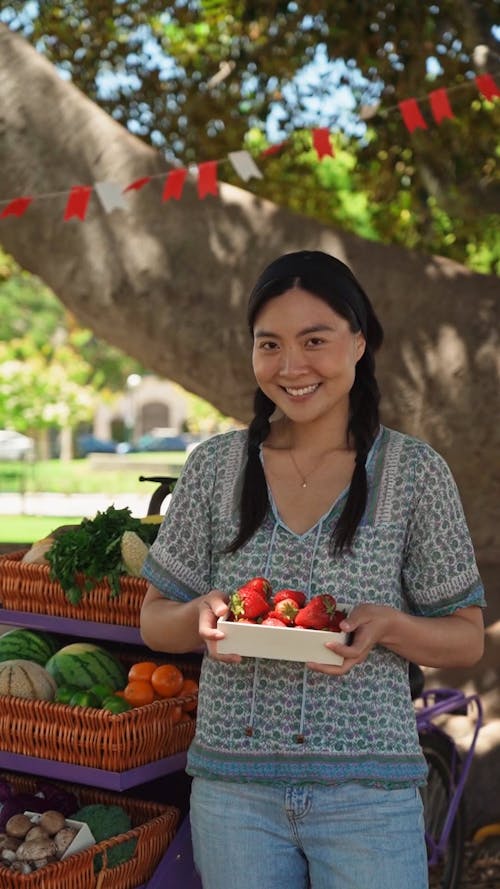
[140,250,485,889]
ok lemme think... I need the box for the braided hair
[227,251,384,554]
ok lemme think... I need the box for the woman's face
[252,287,366,426]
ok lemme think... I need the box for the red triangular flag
[63,185,92,221]
[260,140,288,156]
[197,161,218,199]
[312,128,334,159]
[429,88,454,124]
[123,176,152,193]
[162,168,187,201]
[0,196,33,219]
[475,74,500,101]
[398,98,428,133]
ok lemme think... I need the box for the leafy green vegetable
[46,506,158,604]
[73,803,135,870]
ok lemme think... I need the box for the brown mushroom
[0,834,20,852]
[25,825,50,843]
[5,814,32,839]
[39,810,66,835]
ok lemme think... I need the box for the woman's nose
[278,347,307,376]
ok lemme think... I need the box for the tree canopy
[2,0,499,269]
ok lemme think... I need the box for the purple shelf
[145,816,202,889]
[0,608,143,644]
[0,750,188,791]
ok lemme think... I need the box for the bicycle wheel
[419,730,466,889]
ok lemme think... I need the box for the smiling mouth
[282,384,320,397]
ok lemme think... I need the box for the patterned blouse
[142,426,485,788]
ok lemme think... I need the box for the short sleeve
[402,445,485,617]
[141,441,216,602]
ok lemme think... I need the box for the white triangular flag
[94,181,128,213]
[227,150,263,182]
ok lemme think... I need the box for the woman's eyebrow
[254,324,334,339]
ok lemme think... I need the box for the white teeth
[284,384,319,396]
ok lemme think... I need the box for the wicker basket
[0,771,180,889]
[0,551,147,627]
[0,690,197,771]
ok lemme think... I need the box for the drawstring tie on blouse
[244,518,324,743]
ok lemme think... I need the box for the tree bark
[0,25,498,557]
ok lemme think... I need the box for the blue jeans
[190,777,428,889]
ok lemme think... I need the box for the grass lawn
[0,453,186,495]
[0,453,186,543]
[0,515,84,544]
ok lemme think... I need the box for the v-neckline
[259,427,382,538]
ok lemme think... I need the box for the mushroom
[5,814,32,838]
[54,827,77,855]
[39,810,66,835]
[16,838,57,861]
[25,825,50,843]
[9,860,33,874]
[0,834,20,852]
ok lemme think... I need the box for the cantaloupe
[0,659,57,700]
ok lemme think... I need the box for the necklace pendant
[301,481,307,488]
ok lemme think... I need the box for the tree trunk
[0,25,498,558]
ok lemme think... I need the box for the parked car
[0,430,35,461]
[76,434,118,457]
[131,432,189,453]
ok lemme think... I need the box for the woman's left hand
[307,603,396,675]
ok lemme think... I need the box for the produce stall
[0,506,202,889]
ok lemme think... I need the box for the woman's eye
[259,341,278,350]
[306,337,325,347]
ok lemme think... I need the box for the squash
[0,660,57,701]
[21,538,55,565]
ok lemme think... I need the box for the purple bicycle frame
[415,687,483,867]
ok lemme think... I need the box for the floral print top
[142,426,485,788]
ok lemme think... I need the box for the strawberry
[229,579,271,621]
[272,597,300,626]
[261,615,287,627]
[295,594,340,630]
[272,589,306,608]
[243,577,272,596]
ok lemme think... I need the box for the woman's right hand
[198,590,242,664]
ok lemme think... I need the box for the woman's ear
[355,332,366,362]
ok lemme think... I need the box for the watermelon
[0,628,60,666]
[0,659,57,700]
[45,643,127,691]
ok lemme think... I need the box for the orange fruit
[179,678,199,711]
[128,661,158,683]
[169,704,183,725]
[123,679,155,707]
[151,664,184,698]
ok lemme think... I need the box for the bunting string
[0,69,498,222]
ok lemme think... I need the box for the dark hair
[227,250,384,554]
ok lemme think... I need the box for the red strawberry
[295,594,340,630]
[273,589,307,608]
[243,577,272,596]
[272,597,300,626]
[261,615,287,627]
[229,580,271,621]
